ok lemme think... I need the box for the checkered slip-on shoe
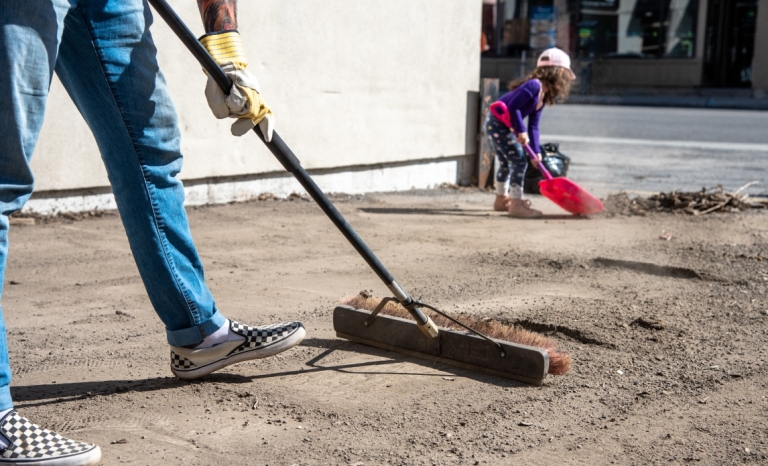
[0,411,101,465]
[170,320,305,380]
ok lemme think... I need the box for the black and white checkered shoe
[0,411,101,465]
[170,320,305,380]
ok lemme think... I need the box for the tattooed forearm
[197,0,237,33]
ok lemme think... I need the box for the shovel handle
[489,102,553,181]
[521,143,554,181]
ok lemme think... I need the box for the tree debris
[606,182,768,216]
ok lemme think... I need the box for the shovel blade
[539,178,604,215]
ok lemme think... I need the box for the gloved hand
[199,30,274,141]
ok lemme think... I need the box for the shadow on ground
[12,339,528,408]
[359,207,583,220]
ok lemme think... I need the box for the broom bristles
[340,292,571,376]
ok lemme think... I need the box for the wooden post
[477,78,500,189]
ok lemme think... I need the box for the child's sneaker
[0,411,101,465]
[508,198,542,218]
[170,320,305,379]
[493,194,511,211]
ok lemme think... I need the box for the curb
[566,95,768,111]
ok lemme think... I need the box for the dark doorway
[703,0,758,87]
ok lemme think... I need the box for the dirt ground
[4,188,767,465]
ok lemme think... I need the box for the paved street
[540,105,768,197]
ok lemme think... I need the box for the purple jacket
[496,79,544,154]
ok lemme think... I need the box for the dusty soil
[4,188,768,465]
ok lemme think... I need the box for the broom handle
[147,0,434,328]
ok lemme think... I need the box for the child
[487,47,575,217]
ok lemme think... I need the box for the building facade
[29,1,481,213]
[481,0,768,94]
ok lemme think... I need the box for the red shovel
[489,102,604,216]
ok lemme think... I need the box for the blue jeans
[0,0,227,410]
[486,113,528,198]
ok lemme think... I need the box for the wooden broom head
[340,292,571,376]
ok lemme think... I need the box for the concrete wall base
[23,157,469,215]
[592,59,704,88]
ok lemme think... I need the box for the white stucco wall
[31,1,481,195]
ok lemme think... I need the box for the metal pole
[496,0,505,56]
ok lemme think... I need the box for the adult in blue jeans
[0,1,304,463]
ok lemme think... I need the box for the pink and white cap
[536,48,577,80]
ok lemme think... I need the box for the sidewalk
[566,93,768,110]
[6,190,768,465]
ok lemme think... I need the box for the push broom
[148,0,570,384]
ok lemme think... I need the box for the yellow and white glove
[199,30,274,141]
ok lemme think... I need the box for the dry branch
[606,183,767,216]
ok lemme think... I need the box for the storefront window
[664,0,699,57]
[481,0,699,60]
[482,0,560,58]
[579,0,699,58]
[703,0,758,86]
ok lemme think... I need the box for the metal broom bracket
[363,297,398,328]
[413,301,506,358]
[364,296,506,358]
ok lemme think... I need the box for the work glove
[199,30,274,142]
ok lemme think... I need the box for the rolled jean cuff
[166,310,227,347]
[0,385,13,412]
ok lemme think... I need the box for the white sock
[509,184,523,199]
[194,320,244,349]
[0,408,12,449]
[496,180,510,196]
